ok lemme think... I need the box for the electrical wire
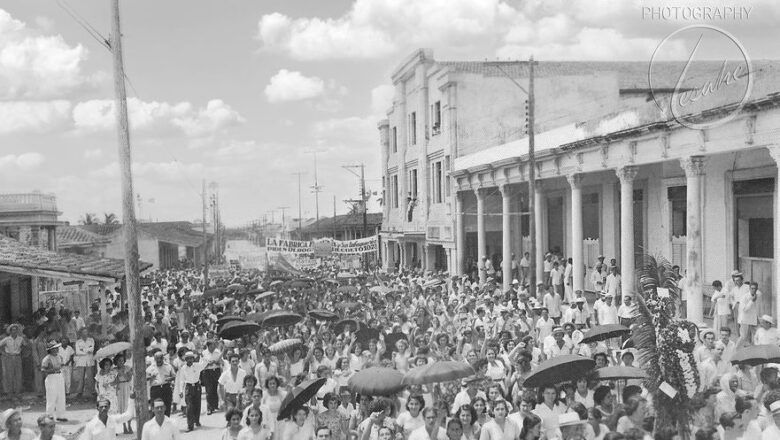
[56,0,110,49]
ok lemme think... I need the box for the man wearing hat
[41,341,67,422]
[695,327,716,365]
[0,323,27,401]
[201,339,222,415]
[544,326,573,359]
[179,351,207,431]
[147,351,176,416]
[728,270,750,337]
[756,315,780,346]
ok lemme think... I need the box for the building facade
[0,192,61,250]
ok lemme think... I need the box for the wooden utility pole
[292,172,305,239]
[527,56,537,298]
[110,0,147,433]
[202,179,209,289]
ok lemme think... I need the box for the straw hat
[0,408,21,429]
[558,412,587,427]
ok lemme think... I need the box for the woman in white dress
[262,376,288,436]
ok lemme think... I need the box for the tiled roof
[57,226,110,247]
[0,235,152,280]
[439,60,780,91]
[302,213,383,232]
[79,222,208,247]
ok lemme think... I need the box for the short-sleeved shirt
[218,368,247,394]
[0,335,24,355]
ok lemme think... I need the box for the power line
[57,0,110,49]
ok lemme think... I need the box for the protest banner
[265,236,378,270]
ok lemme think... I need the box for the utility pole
[277,206,289,237]
[527,56,537,298]
[292,172,305,239]
[110,0,147,433]
[343,163,369,268]
[202,179,209,292]
[333,195,337,239]
[310,152,323,231]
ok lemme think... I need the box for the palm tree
[79,213,98,225]
[103,212,119,225]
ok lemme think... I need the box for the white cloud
[0,152,45,170]
[72,98,244,137]
[314,116,377,146]
[0,100,72,134]
[91,160,205,183]
[83,148,103,159]
[370,85,394,114]
[0,9,102,100]
[264,69,325,103]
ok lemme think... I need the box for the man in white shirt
[543,288,562,324]
[563,258,573,304]
[451,378,486,414]
[544,327,573,359]
[617,295,637,328]
[710,280,732,333]
[755,315,780,346]
[82,395,135,440]
[605,267,621,299]
[762,393,780,440]
[699,342,731,390]
[178,352,206,431]
[543,254,553,288]
[218,353,247,410]
[694,328,715,365]
[142,399,180,440]
[729,271,750,337]
[597,295,618,325]
[72,328,95,398]
[408,408,447,440]
[549,262,564,302]
[519,252,530,285]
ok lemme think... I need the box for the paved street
[14,396,229,440]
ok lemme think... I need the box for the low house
[299,213,383,241]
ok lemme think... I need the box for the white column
[771,146,780,322]
[500,184,512,291]
[616,166,638,300]
[682,156,705,323]
[446,248,453,274]
[569,174,585,292]
[534,182,545,285]
[400,241,406,268]
[455,192,465,276]
[475,188,486,285]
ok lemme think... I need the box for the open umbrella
[348,367,404,395]
[336,301,359,311]
[256,291,276,301]
[333,319,360,335]
[336,272,355,279]
[323,279,339,285]
[523,355,596,388]
[227,283,243,290]
[277,378,327,420]
[337,285,358,294]
[580,324,630,344]
[218,321,261,339]
[95,341,132,360]
[246,312,266,324]
[422,279,441,288]
[730,344,780,366]
[369,285,392,294]
[202,287,227,299]
[270,280,284,287]
[290,281,310,289]
[262,310,303,327]
[216,297,235,307]
[355,327,380,345]
[309,309,339,321]
[402,361,475,385]
[268,338,303,355]
[216,315,243,326]
[592,366,647,380]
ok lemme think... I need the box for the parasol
[336,301,359,310]
[216,315,243,326]
[277,378,326,420]
[592,366,647,380]
[262,310,303,327]
[422,279,441,288]
[202,287,227,299]
[402,361,475,385]
[94,341,132,360]
[355,327,380,345]
[227,283,243,291]
[290,281,310,289]
[337,285,358,294]
[348,367,404,395]
[268,338,304,355]
[309,309,339,321]
[336,272,355,279]
[523,355,596,388]
[256,291,276,301]
[216,297,235,307]
[218,321,261,339]
[245,289,265,296]
[270,280,284,287]
[730,344,780,366]
[580,324,630,344]
[246,312,266,324]
[323,279,339,285]
[369,285,392,294]
[333,319,360,335]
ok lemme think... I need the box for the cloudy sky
[2,0,778,226]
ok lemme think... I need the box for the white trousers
[45,373,66,418]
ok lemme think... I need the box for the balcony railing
[0,193,58,212]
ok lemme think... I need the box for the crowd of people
[0,257,779,440]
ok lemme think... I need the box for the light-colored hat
[0,408,21,429]
[731,270,743,278]
[699,327,715,342]
[760,315,775,324]
[552,326,564,334]
[184,351,196,359]
[512,279,519,285]
[46,341,62,351]
[558,412,587,427]
[770,400,780,414]
[575,297,586,303]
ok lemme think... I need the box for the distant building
[298,213,382,241]
[0,192,62,250]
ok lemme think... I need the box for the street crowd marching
[1,253,780,440]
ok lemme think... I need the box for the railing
[0,193,58,212]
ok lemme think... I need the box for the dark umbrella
[268,338,304,355]
[216,315,243,326]
[277,378,327,420]
[246,312,267,324]
[309,309,339,321]
[333,319,359,335]
[402,361,475,385]
[348,367,404,395]
[262,310,303,327]
[592,366,647,380]
[290,281,310,289]
[202,287,227,299]
[523,355,596,388]
[580,324,631,344]
[355,327,380,345]
[336,301,359,311]
[730,344,780,366]
[218,321,261,340]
